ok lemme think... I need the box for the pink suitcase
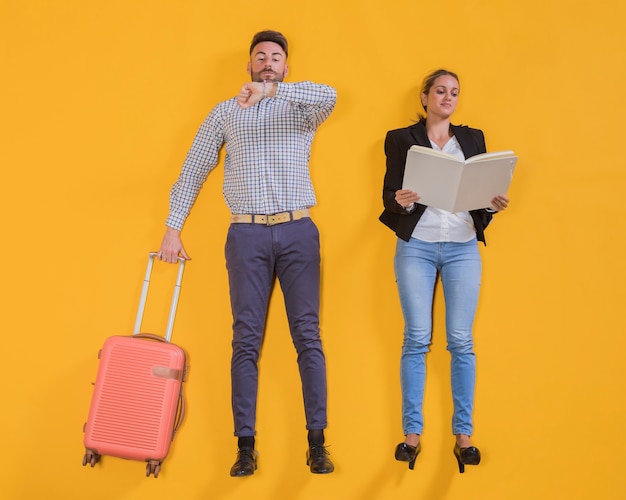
[82,253,188,478]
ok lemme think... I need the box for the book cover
[402,145,517,212]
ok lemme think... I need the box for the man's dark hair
[249,30,288,58]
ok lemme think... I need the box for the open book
[402,145,517,213]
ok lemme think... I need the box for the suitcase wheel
[146,461,162,478]
[82,450,101,468]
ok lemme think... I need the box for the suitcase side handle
[172,388,186,439]
[133,252,186,342]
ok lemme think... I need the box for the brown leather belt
[230,209,310,226]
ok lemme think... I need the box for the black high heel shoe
[395,442,421,470]
[453,443,481,473]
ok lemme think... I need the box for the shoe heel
[455,454,465,473]
[395,442,421,470]
[453,444,480,474]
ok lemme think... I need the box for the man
[157,30,336,476]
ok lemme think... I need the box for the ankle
[308,429,325,446]
[405,434,420,447]
[238,436,255,450]
[455,434,471,448]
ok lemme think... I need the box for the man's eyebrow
[254,50,284,57]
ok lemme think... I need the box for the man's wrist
[263,82,277,98]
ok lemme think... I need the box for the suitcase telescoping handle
[133,252,186,342]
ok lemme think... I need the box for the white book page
[452,156,517,212]
[403,147,517,212]
[465,150,516,163]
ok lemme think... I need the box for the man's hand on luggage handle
[158,227,191,263]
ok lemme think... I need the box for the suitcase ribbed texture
[85,337,185,459]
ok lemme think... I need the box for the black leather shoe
[306,444,334,474]
[395,442,421,470]
[453,443,481,473]
[229,447,258,477]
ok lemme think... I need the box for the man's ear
[246,61,251,75]
[284,64,289,78]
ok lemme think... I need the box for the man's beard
[251,69,285,83]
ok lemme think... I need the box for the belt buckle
[267,211,290,226]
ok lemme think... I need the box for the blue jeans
[394,237,482,436]
[225,218,328,437]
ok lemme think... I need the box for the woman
[379,69,509,473]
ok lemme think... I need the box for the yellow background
[2,0,624,499]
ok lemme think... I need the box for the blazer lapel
[408,122,430,148]
[451,125,480,159]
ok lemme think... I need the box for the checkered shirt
[166,81,337,230]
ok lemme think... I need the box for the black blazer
[379,121,494,244]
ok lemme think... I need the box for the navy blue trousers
[225,218,328,437]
